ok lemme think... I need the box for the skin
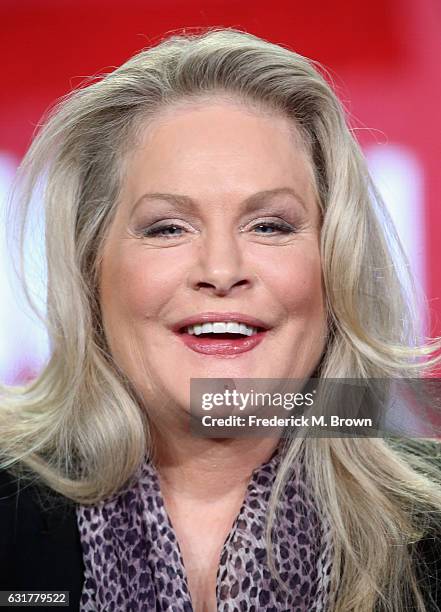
[99,98,328,610]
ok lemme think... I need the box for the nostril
[194,279,251,293]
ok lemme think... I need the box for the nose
[187,227,253,296]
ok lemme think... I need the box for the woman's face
[99,99,328,415]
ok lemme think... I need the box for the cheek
[100,246,185,322]
[255,243,325,317]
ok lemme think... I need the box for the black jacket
[1,466,441,612]
[0,469,83,612]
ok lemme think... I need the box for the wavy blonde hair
[2,28,441,611]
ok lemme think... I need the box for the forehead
[136,94,309,143]
[120,97,319,214]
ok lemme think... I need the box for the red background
[1,0,440,338]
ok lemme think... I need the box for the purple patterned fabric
[76,446,333,611]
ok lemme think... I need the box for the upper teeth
[186,322,258,336]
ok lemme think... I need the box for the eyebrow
[130,187,309,216]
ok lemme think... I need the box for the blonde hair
[2,27,441,611]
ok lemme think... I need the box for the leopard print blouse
[77,446,333,611]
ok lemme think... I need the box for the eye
[140,222,187,239]
[249,220,296,235]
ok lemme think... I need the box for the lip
[172,312,271,358]
[177,330,268,357]
[172,312,271,333]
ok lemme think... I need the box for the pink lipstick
[172,312,271,357]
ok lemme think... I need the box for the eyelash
[141,224,187,238]
[250,221,295,235]
[141,220,296,239]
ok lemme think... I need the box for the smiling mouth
[180,321,263,338]
[176,322,268,357]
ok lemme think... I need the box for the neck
[151,422,281,502]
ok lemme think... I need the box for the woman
[1,28,441,612]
